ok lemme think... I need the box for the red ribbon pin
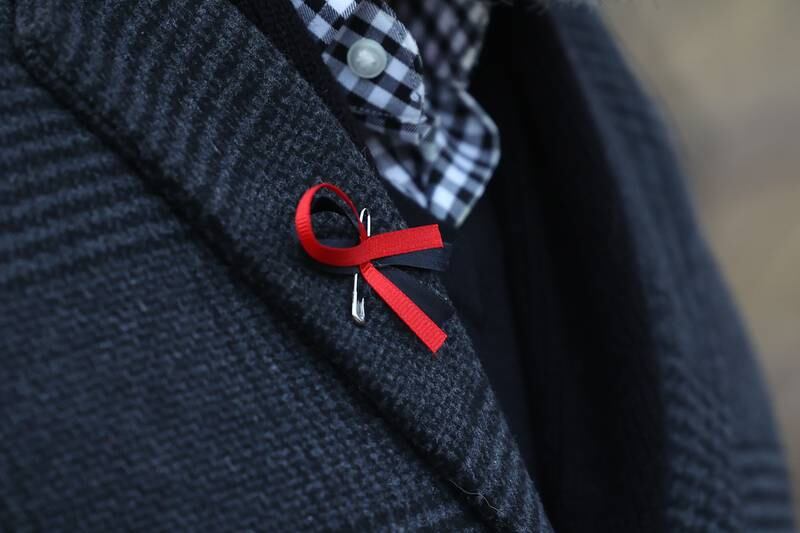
[294,183,448,353]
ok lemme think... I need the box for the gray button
[347,38,387,79]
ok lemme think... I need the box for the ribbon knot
[295,183,449,353]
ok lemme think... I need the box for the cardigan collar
[12,0,549,529]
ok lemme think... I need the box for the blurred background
[602,0,800,511]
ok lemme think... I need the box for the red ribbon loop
[295,183,447,353]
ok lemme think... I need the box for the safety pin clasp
[351,273,365,324]
[351,208,371,325]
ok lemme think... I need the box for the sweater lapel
[12,0,550,529]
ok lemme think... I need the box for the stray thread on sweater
[449,479,501,513]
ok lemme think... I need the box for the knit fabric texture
[1,0,546,530]
[1,0,794,531]
[542,8,795,530]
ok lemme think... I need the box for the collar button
[347,38,388,79]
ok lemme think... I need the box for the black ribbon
[305,196,454,326]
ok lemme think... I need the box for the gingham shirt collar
[290,0,499,226]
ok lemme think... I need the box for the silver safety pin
[351,208,371,325]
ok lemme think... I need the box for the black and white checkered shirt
[290,0,499,226]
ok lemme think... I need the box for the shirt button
[347,38,388,79]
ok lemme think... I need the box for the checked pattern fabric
[290,0,500,226]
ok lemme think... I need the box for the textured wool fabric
[1,0,547,530]
[1,0,795,532]
[498,7,795,531]
[244,4,795,528]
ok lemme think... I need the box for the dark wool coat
[0,0,794,531]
